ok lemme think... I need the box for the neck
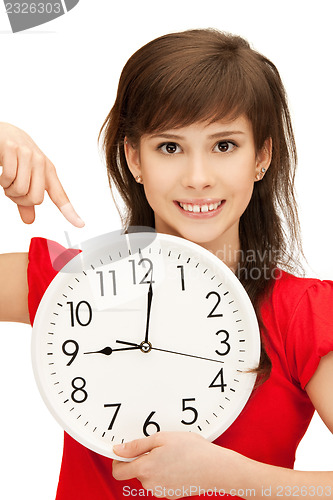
[154,216,242,273]
[199,237,241,273]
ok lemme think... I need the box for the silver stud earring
[256,168,266,181]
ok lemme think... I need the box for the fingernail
[113,443,125,454]
[60,202,85,228]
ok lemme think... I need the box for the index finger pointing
[46,162,85,228]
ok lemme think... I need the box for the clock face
[32,232,260,461]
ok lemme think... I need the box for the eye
[213,141,237,153]
[158,142,181,154]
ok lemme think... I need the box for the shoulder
[261,270,333,388]
[28,237,80,324]
[263,270,333,329]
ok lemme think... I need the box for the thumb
[17,205,35,224]
[113,435,159,459]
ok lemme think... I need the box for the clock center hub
[140,341,152,353]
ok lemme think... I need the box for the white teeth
[179,201,222,212]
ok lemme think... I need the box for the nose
[181,153,215,191]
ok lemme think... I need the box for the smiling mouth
[176,200,223,213]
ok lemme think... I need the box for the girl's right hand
[0,122,84,227]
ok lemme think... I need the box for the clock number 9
[129,258,154,285]
[62,340,79,366]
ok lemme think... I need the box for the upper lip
[175,199,223,206]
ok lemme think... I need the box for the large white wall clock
[32,231,260,461]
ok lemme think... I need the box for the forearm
[0,253,30,323]
[212,447,333,499]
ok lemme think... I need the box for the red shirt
[27,238,333,499]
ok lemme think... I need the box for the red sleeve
[27,238,80,326]
[285,280,333,389]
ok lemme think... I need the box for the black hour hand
[84,345,140,355]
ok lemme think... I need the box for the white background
[0,0,332,498]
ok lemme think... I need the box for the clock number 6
[143,411,160,436]
[181,398,198,425]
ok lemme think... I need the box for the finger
[113,434,160,459]
[26,155,46,206]
[112,459,139,482]
[5,150,32,198]
[17,205,35,224]
[59,202,85,228]
[5,153,45,205]
[0,148,18,189]
[45,161,85,228]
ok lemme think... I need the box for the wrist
[202,444,249,493]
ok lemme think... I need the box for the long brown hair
[99,29,304,379]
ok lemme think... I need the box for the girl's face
[126,115,271,261]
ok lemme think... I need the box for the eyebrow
[148,131,246,140]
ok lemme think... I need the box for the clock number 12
[129,258,154,285]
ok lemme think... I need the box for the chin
[172,225,225,248]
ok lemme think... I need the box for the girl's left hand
[112,432,231,498]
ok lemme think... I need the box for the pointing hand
[0,122,84,227]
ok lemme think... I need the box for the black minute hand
[144,282,153,344]
[115,340,224,363]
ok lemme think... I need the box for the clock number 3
[215,330,231,356]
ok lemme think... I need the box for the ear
[255,137,272,182]
[124,137,142,181]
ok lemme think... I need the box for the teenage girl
[0,29,332,500]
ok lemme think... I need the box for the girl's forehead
[143,115,253,139]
